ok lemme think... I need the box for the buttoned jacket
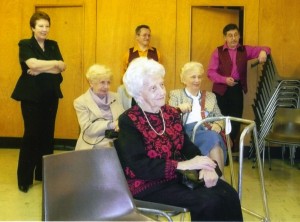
[74,89,124,150]
[169,89,224,128]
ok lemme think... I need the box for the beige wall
[1,0,300,140]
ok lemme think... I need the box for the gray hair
[123,57,165,99]
[180,61,204,83]
[86,64,112,82]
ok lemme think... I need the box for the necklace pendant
[141,108,166,136]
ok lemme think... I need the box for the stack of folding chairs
[249,55,300,159]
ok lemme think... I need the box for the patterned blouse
[117,104,201,197]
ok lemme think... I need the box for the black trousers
[136,180,243,221]
[215,84,244,150]
[17,98,58,186]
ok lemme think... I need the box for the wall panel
[259,0,300,78]
[96,0,177,93]
[0,0,24,137]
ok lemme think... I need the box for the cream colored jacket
[168,89,224,129]
[74,89,124,150]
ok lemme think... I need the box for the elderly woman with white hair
[73,64,124,150]
[115,57,243,221]
[169,61,227,174]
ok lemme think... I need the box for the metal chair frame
[249,54,300,160]
[191,116,270,222]
[252,83,299,157]
[42,148,188,221]
[263,108,300,169]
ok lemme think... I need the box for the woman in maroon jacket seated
[116,57,243,221]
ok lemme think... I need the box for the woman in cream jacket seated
[169,62,227,174]
[74,64,124,150]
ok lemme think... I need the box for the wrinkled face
[183,70,203,94]
[32,19,50,41]
[136,28,151,48]
[139,75,166,112]
[89,77,111,98]
[224,29,240,49]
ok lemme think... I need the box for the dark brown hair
[135,24,150,35]
[223,23,239,35]
[30,11,51,28]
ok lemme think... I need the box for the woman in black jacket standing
[11,11,66,193]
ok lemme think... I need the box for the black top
[11,36,64,102]
[116,104,201,197]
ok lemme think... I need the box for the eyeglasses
[139,34,151,38]
[226,33,240,39]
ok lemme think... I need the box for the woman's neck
[139,104,160,113]
[185,88,200,97]
[34,37,45,51]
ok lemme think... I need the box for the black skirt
[135,179,243,221]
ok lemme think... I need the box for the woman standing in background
[11,11,66,193]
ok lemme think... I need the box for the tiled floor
[0,148,299,221]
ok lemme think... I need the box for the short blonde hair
[86,64,112,82]
[180,62,204,83]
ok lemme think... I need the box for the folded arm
[26,58,66,76]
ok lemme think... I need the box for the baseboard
[0,137,76,151]
[1,137,298,158]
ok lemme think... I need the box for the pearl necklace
[141,108,166,136]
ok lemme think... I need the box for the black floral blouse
[117,104,201,197]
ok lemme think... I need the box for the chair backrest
[42,147,136,221]
[271,108,300,139]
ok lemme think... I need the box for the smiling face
[182,70,203,96]
[139,75,166,113]
[136,28,151,49]
[32,19,50,42]
[224,29,240,49]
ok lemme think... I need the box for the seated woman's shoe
[18,185,30,193]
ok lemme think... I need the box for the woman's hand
[211,123,221,133]
[177,103,192,113]
[27,69,40,76]
[114,120,119,132]
[56,60,66,72]
[199,168,218,188]
[177,155,216,171]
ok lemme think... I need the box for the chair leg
[262,142,266,169]
[289,145,296,166]
[281,146,285,161]
[268,144,272,170]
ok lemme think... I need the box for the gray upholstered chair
[42,147,188,221]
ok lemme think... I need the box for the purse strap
[200,90,212,130]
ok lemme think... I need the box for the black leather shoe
[18,185,29,193]
[35,177,42,182]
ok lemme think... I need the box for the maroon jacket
[128,47,159,63]
[212,45,248,96]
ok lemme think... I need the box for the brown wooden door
[191,7,239,91]
[21,1,96,139]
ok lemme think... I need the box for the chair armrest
[134,199,189,218]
